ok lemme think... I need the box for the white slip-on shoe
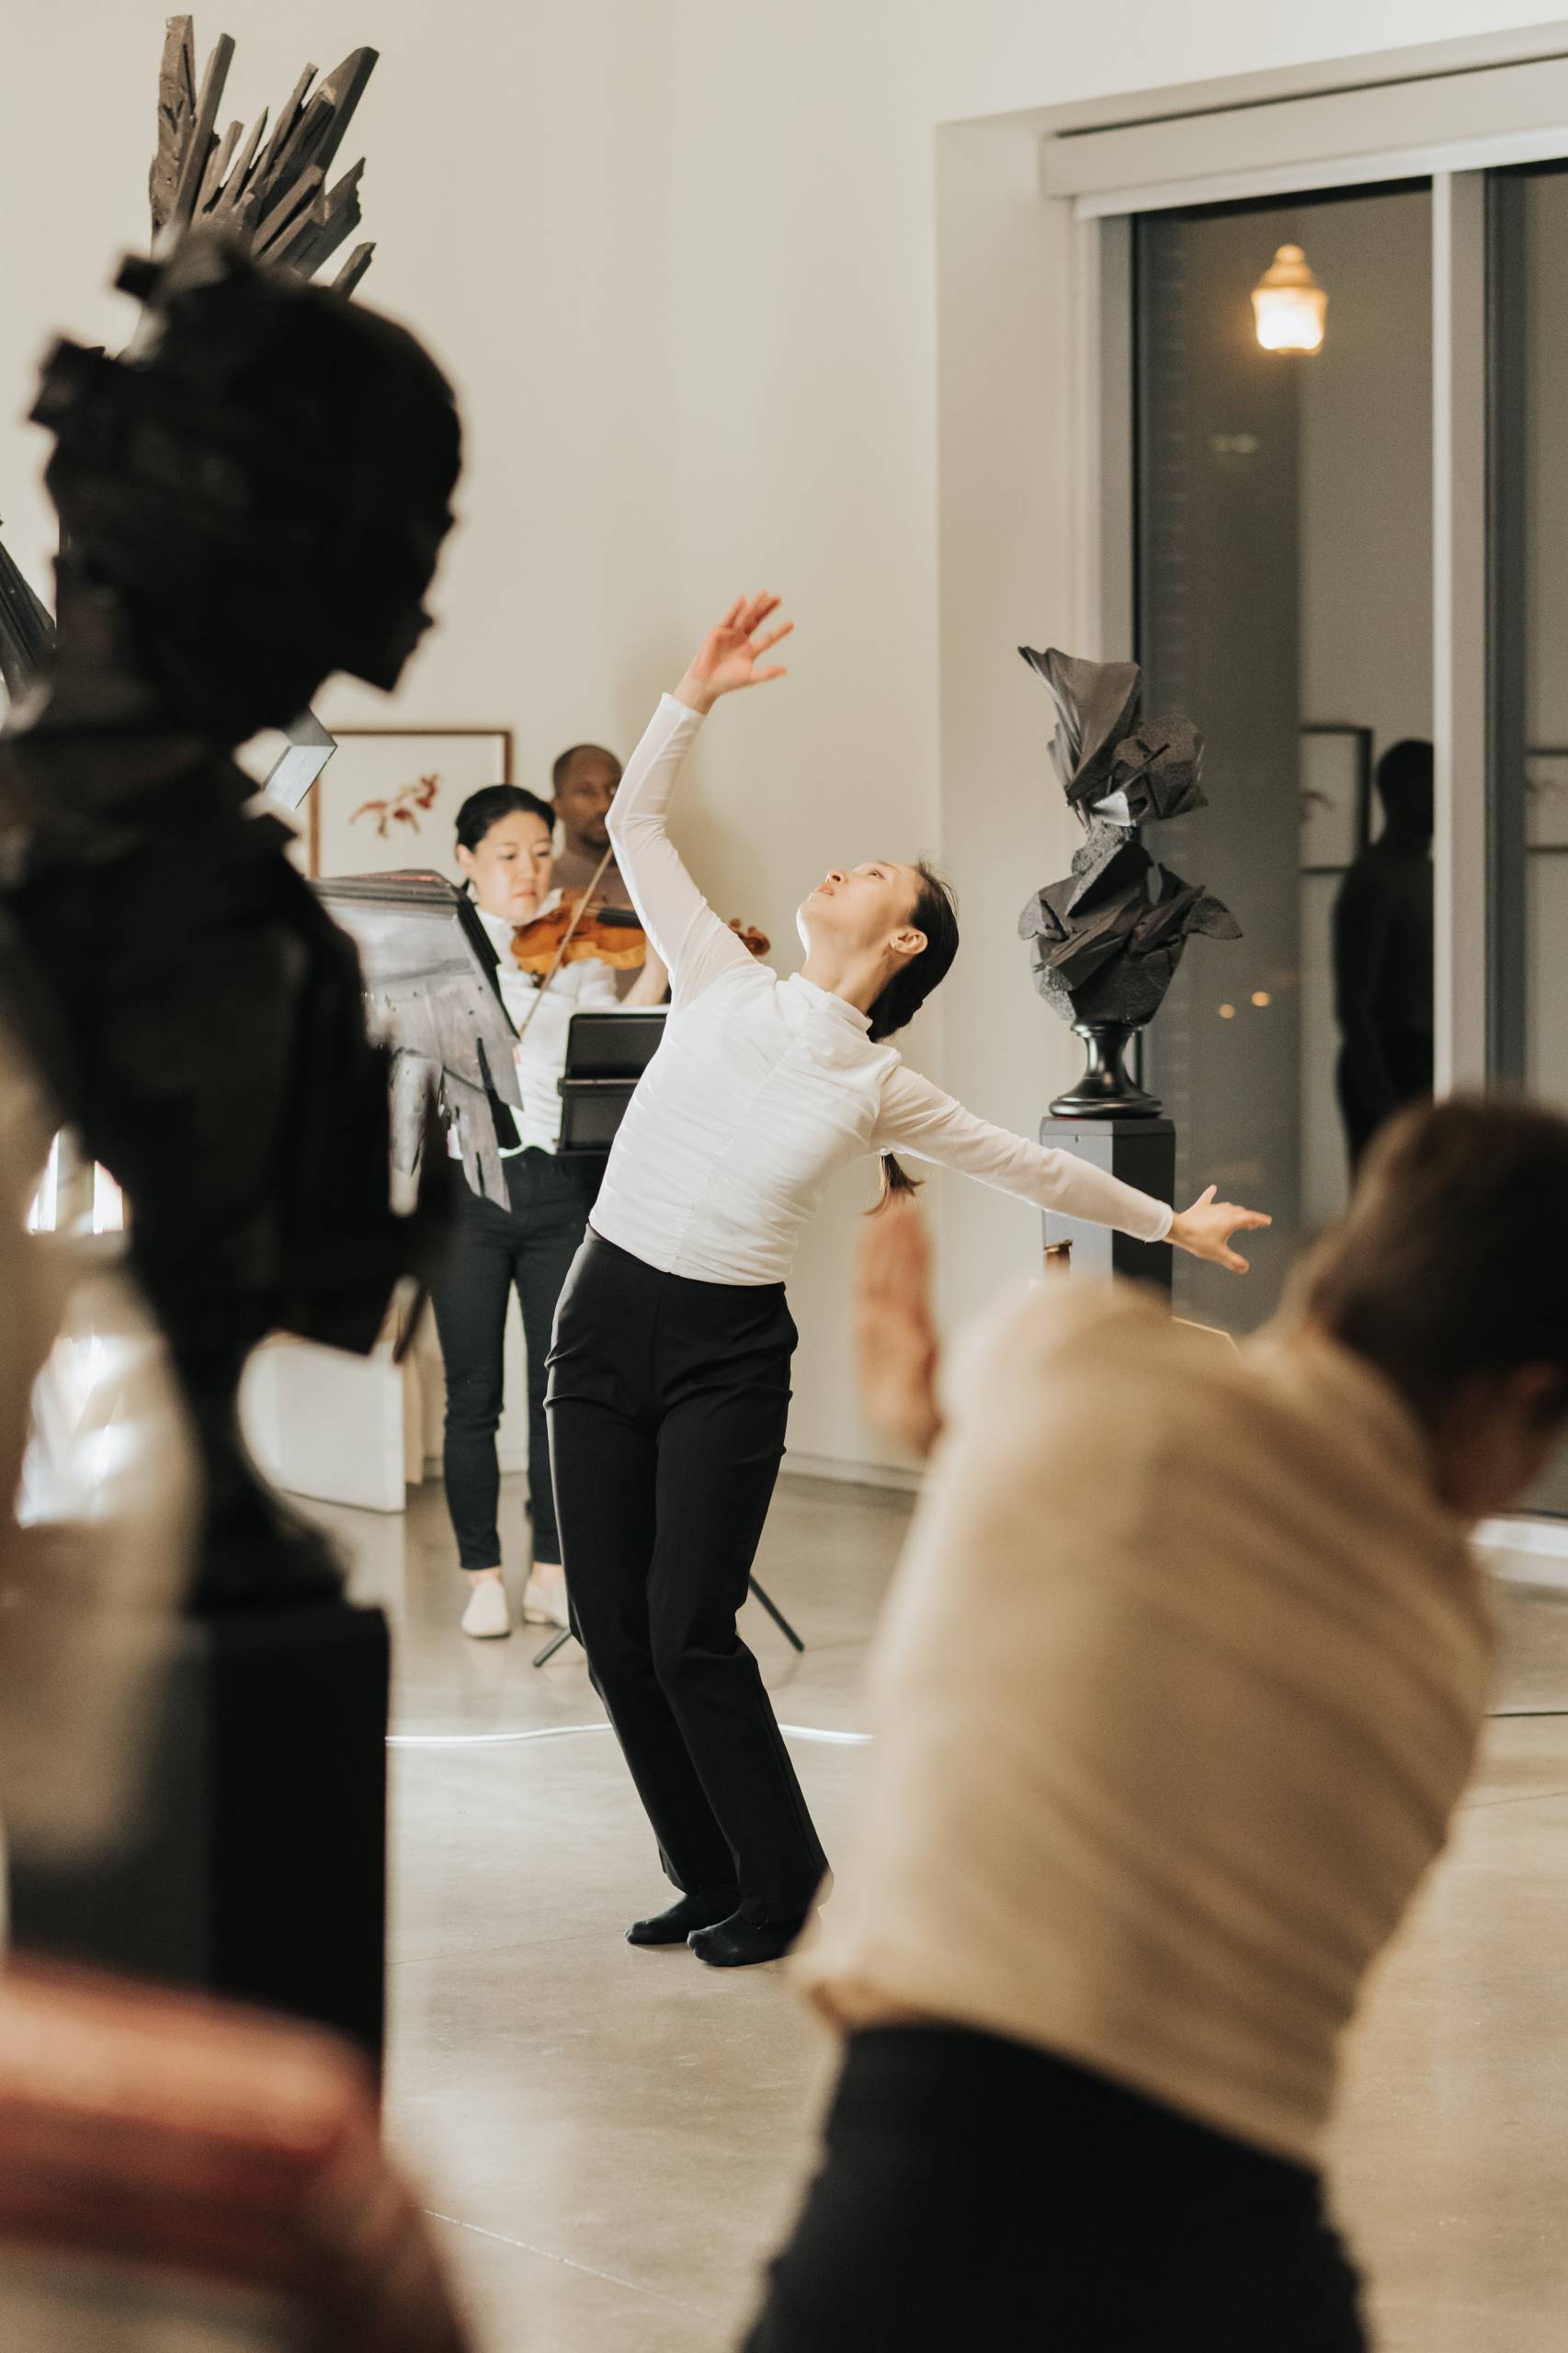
[520,1571,570,1630]
[460,1580,512,1640]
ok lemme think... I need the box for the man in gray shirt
[551,741,630,904]
[552,742,643,998]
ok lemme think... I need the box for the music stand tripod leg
[533,1586,804,1665]
[748,1576,804,1654]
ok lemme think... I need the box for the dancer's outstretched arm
[608,595,791,1008]
[873,1066,1269,1272]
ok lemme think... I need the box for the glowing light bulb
[1219,1004,1237,1020]
[1251,991,1272,1008]
[1252,244,1326,354]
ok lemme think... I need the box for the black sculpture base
[1041,1115,1176,1298]
[1050,1022,1161,1120]
[6,1595,389,2066]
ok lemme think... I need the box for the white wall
[5,0,1564,1471]
[0,0,684,756]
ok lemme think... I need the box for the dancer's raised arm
[608,595,792,1008]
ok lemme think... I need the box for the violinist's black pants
[432,1151,593,1570]
[546,1233,828,1921]
[744,2027,1368,2352]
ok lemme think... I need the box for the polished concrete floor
[322,1473,1568,2352]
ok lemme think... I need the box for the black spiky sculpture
[1017,647,1240,1116]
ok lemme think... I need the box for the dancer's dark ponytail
[866,862,960,1214]
[875,1152,923,1210]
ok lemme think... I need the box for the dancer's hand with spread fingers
[857,1191,943,1461]
[675,593,794,715]
[1169,1186,1273,1273]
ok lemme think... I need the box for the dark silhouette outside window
[1333,739,1434,1172]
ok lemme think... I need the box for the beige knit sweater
[800,1280,1494,2165]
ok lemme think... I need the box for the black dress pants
[546,1233,828,1921]
[744,2026,1369,2352]
[431,1151,593,1570]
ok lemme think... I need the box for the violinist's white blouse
[471,897,619,1156]
[589,695,1174,1288]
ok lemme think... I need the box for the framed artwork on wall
[308,728,515,881]
[1525,746,1568,852]
[1299,723,1373,874]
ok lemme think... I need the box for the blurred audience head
[1295,1094,1568,1518]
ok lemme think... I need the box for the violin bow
[510,841,619,1044]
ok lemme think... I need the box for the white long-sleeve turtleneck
[588,695,1175,1285]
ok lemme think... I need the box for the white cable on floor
[387,1722,870,1748]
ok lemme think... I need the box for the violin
[509,891,771,978]
[510,889,647,975]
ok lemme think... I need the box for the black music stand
[555,1006,667,1156]
[532,1007,805,1668]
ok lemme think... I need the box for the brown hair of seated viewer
[863,861,960,1214]
[1292,1093,1568,1433]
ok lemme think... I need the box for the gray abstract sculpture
[0,21,382,757]
[0,18,456,2061]
[151,18,387,812]
[1017,646,1240,1116]
[0,233,459,2056]
[151,17,379,291]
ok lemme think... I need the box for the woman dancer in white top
[546,595,1269,1967]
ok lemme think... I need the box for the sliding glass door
[1488,164,1568,1514]
[1489,165,1568,1102]
[1134,187,1434,1332]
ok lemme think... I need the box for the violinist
[436,784,667,1641]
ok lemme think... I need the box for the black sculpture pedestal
[1050,1022,1161,1119]
[1040,1115,1176,1299]
[7,1596,389,2066]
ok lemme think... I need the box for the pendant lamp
[1251,244,1327,353]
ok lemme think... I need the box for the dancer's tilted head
[796,858,960,1041]
[801,857,960,1211]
